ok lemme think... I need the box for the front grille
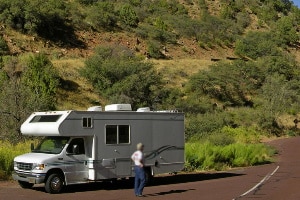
[17,162,33,170]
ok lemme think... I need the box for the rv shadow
[32,172,244,193]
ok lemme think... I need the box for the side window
[67,138,85,154]
[105,125,130,145]
[106,125,118,144]
[82,117,92,128]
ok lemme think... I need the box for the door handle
[58,158,63,160]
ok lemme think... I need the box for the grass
[185,142,276,171]
[153,59,212,88]
[185,125,276,171]
[52,58,101,110]
[0,140,38,180]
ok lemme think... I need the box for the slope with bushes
[0,0,300,176]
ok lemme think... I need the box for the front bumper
[12,171,46,184]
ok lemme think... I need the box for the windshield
[32,136,70,154]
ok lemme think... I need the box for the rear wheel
[18,180,34,189]
[45,173,64,194]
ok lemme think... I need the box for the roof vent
[87,106,102,111]
[137,107,151,112]
[105,104,132,111]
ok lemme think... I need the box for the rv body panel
[13,106,184,193]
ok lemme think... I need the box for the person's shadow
[32,172,244,194]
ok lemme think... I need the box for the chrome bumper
[12,171,46,184]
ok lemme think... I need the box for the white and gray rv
[12,104,185,193]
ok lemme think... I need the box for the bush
[187,60,263,107]
[85,1,117,30]
[81,45,164,109]
[0,0,70,39]
[119,4,139,28]
[0,140,37,179]
[220,126,261,144]
[235,31,280,59]
[0,54,59,142]
[146,40,165,59]
[272,15,299,46]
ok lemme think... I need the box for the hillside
[0,0,300,142]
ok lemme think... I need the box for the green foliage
[187,60,263,106]
[256,74,300,135]
[0,0,69,39]
[0,36,9,55]
[185,112,235,141]
[0,140,36,179]
[146,40,165,59]
[272,15,299,46]
[119,4,139,28]
[171,15,242,47]
[185,142,275,171]
[220,126,261,144]
[81,45,164,109]
[86,2,117,30]
[0,54,59,142]
[21,54,59,110]
[235,31,280,59]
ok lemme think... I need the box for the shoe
[136,194,144,197]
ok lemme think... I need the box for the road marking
[233,166,280,200]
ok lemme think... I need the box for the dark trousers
[134,166,145,195]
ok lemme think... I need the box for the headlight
[33,163,45,170]
[14,161,17,168]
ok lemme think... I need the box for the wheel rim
[51,176,62,191]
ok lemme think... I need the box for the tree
[187,61,264,107]
[0,54,59,142]
[21,53,59,110]
[81,45,164,109]
[257,74,300,135]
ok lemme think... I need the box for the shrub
[119,4,139,28]
[235,31,280,59]
[85,1,117,30]
[81,45,164,109]
[220,126,261,144]
[146,40,165,59]
[0,140,38,179]
[0,0,70,39]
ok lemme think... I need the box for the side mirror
[72,145,79,154]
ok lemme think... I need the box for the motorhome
[12,104,185,193]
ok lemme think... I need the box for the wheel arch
[45,168,65,184]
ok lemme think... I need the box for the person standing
[131,143,145,197]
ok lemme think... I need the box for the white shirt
[131,150,144,166]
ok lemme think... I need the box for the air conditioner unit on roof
[105,104,132,111]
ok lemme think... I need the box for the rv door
[64,138,88,184]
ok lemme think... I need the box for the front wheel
[18,180,34,189]
[45,173,64,194]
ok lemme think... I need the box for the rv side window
[82,117,92,128]
[105,125,130,145]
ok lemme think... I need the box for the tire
[18,180,34,189]
[45,173,64,194]
[144,168,153,186]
